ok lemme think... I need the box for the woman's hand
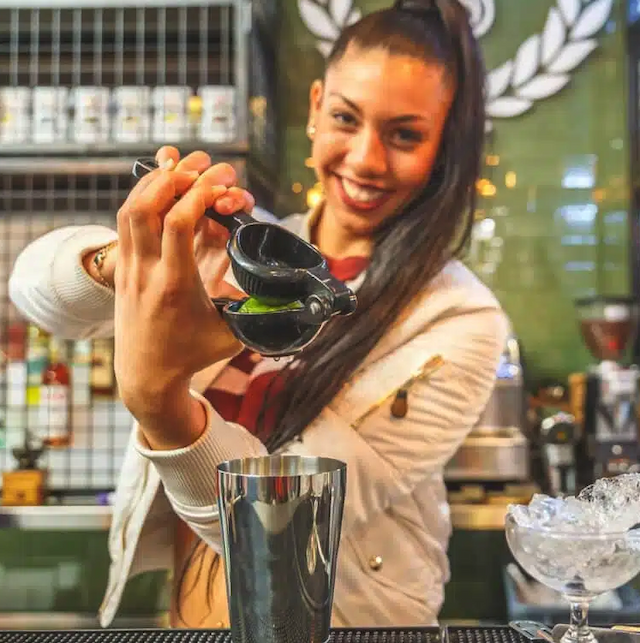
[113,155,252,449]
[155,147,254,299]
[83,147,254,296]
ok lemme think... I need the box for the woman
[9,0,508,629]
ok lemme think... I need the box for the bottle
[39,337,72,448]
[71,339,92,406]
[6,323,28,438]
[91,338,115,399]
[26,324,50,406]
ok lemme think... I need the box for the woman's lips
[335,175,392,211]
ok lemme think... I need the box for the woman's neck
[312,205,373,259]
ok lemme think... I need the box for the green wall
[0,529,168,619]
[276,0,631,387]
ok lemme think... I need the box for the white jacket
[8,208,509,628]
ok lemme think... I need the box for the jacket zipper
[350,354,444,429]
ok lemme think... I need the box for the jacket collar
[297,200,324,244]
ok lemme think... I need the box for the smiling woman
[8,0,508,632]
[309,48,454,247]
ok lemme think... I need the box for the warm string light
[306,182,324,208]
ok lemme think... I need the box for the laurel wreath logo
[297,0,613,120]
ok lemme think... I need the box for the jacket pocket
[346,512,443,609]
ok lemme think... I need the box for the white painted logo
[297,0,613,121]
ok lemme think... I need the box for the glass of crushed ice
[506,473,640,643]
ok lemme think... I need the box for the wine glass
[505,513,640,643]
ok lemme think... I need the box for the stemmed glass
[505,513,640,643]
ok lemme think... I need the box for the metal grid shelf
[0,0,275,496]
[0,143,249,159]
[0,0,250,157]
[0,160,252,494]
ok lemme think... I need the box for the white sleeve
[9,225,118,339]
[134,304,508,553]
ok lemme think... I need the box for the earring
[307,124,316,138]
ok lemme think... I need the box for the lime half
[238,297,304,314]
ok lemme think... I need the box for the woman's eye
[332,111,356,126]
[394,128,423,145]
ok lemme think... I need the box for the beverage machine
[573,296,640,486]
[444,330,531,482]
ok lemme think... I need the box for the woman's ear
[307,79,324,132]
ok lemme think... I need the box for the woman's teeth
[341,177,386,203]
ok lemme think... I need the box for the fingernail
[160,158,175,170]
[177,170,200,180]
[217,197,234,210]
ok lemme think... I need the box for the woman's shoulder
[388,258,508,349]
[429,258,502,312]
[278,211,308,233]
[251,207,308,235]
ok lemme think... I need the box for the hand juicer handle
[131,157,255,235]
[211,298,234,315]
[306,266,357,317]
[208,209,255,234]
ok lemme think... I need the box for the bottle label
[33,87,69,143]
[152,87,190,143]
[73,87,110,144]
[199,86,236,143]
[113,86,151,143]
[39,384,69,437]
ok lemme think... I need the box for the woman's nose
[347,128,388,176]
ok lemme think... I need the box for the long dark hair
[176,0,486,622]
[264,0,486,451]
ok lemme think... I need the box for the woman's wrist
[130,385,208,452]
[83,241,118,288]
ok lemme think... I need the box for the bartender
[8,0,507,629]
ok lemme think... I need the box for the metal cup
[216,455,347,643]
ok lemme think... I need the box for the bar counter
[0,625,530,643]
[0,502,509,531]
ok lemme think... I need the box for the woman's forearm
[135,387,209,452]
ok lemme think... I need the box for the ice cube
[508,494,570,529]
[578,473,640,532]
[507,503,535,528]
[508,483,640,534]
[509,475,640,535]
[528,493,564,524]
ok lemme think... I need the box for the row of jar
[0,85,237,146]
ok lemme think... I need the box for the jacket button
[369,555,383,571]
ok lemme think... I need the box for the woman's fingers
[175,151,212,175]
[117,169,159,263]
[124,170,200,260]
[155,146,180,169]
[214,187,255,215]
[162,184,218,272]
[195,162,239,190]
[155,147,213,176]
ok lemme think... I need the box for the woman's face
[309,44,454,237]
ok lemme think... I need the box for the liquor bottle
[91,338,115,399]
[39,337,72,448]
[26,324,50,406]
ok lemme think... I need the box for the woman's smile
[333,173,393,211]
